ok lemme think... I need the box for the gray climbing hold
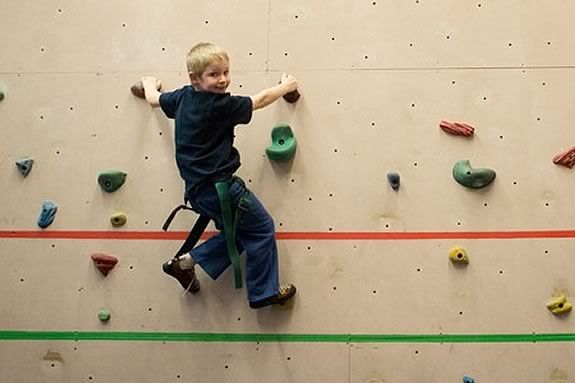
[38,200,58,229]
[15,158,34,177]
[98,170,127,193]
[387,172,400,190]
[463,376,475,383]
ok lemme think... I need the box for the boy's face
[192,59,230,93]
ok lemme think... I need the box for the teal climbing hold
[266,124,297,162]
[452,160,496,189]
[15,158,34,177]
[38,200,58,229]
[463,377,475,383]
[98,170,127,193]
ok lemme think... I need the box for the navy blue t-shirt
[159,86,253,197]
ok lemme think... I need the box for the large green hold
[266,124,297,162]
[98,170,127,193]
[452,160,496,189]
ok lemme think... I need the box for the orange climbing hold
[439,120,475,137]
[552,146,575,169]
[91,253,118,276]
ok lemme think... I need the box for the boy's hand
[280,73,298,94]
[140,76,162,107]
[141,76,162,92]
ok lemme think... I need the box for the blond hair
[186,42,229,76]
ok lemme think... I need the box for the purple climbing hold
[387,172,400,190]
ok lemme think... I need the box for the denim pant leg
[188,179,279,302]
[235,188,280,302]
[191,231,244,280]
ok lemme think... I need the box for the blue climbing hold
[463,376,475,383]
[38,200,58,229]
[15,158,34,177]
[387,172,400,190]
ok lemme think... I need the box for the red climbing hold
[553,146,575,169]
[439,120,475,137]
[91,253,118,276]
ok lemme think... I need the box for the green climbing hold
[98,310,111,322]
[110,212,127,227]
[266,124,297,162]
[0,91,5,102]
[452,160,496,189]
[98,170,127,193]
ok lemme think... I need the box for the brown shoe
[162,258,200,294]
[249,284,296,309]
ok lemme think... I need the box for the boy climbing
[140,42,298,309]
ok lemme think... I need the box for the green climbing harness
[162,176,250,289]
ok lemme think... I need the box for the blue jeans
[187,177,279,303]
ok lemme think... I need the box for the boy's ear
[189,72,199,85]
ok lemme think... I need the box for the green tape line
[1,331,575,343]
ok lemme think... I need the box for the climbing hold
[130,80,161,99]
[440,120,475,137]
[452,160,496,189]
[449,246,469,264]
[552,146,575,169]
[0,90,4,102]
[15,158,34,177]
[266,124,297,162]
[547,295,572,316]
[110,212,127,227]
[37,200,58,229]
[387,172,400,190]
[98,170,127,193]
[98,310,111,322]
[463,377,475,383]
[283,89,300,103]
[91,253,119,276]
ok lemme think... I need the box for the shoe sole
[163,260,200,294]
[249,285,296,309]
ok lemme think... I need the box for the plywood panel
[1,1,575,382]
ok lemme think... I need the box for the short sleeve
[227,95,253,125]
[159,87,186,119]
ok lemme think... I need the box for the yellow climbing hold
[110,212,127,227]
[449,246,469,264]
[547,295,572,316]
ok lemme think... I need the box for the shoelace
[278,285,292,296]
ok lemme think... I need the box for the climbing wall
[1,0,575,382]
